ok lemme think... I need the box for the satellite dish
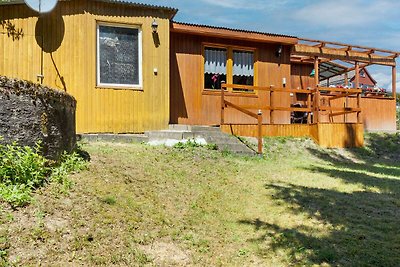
[24,0,58,14]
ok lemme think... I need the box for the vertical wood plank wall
[0,1,171,133]
[170,32,292,126]
[320,97,396,132]
[291,63,315,90]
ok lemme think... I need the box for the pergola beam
[299,37,400,56]
[292,44,396,66]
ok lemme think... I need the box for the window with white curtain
[204,47,227,89]
[233,50,254,91]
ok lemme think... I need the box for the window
[203,45,255,92]
[97,23,142,88]
[233,50,254,92]
[204,47,227,90]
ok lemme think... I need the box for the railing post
[221,83,225,125]
[314,85,320,123]
[357,90,361,123]
[257,109,263,155]
[270,85,274,124]
[307,91,311,124]
[314,56,320,124]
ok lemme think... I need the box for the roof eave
[95,0,178,18]
[0,0,179,19]
[171,22,298,45]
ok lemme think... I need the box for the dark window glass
[98,25,139,85]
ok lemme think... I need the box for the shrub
[50,151,88,192]
[173,139,217,150]
[0,142,49,189]
[0,142,49,207]
[0,141,88,207]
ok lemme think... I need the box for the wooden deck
[221,123,364,148]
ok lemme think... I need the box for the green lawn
[2,134,400,266]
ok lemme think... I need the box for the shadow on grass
[309,132,400,166]
[239,133,400,266]
[240,183,400,266]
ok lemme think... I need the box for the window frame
[202,43,257,95]
[232,48,256,92]
[203,45,228,91]
[96,22,143,89]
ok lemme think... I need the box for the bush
[50,151,88,192]
[173,139,217,150]
[0,141,88,207]
[0,142,49,189]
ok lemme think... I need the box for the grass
[2,133,400,266]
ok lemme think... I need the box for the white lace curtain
[233,51,254,77]
[204,48,227,75]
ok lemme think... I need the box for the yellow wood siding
[0,0,171,133]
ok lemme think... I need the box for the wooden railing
[220,83,363,154]
[316,86,362,123]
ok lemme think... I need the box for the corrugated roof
[319,62,348,81]
[95,0,178,13]
[0,0,178,14]
[172,21,296,39]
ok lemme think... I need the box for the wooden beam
[320,107,361,112]
[329,92,354,101]
[292,44,396,66]
[393,65,397,97]
[313,42,326,48]
[223,84,315,93]
[224,100,258,119]
[329,110,359,117]
[366,49,375,55]
[314,57,319,86]
[319,87,362,93]
[355,62,359,88]
[299,37,400,55]
[257,112,263,154]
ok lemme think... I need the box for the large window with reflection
[97,23,142,88]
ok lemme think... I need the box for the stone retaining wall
[0,76,76,159]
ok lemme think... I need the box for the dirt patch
[141,241,191,266]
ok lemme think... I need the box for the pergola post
[314,57,319,123]
[344,72,349,123]
[392,65,397,98]
[355,62,360,88]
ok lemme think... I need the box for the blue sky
[135,0,400,90]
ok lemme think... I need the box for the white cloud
[293,0,400,28]
[372,71,400,91]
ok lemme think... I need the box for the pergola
[291,38,399,97]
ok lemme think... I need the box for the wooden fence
[220,83,364,152]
